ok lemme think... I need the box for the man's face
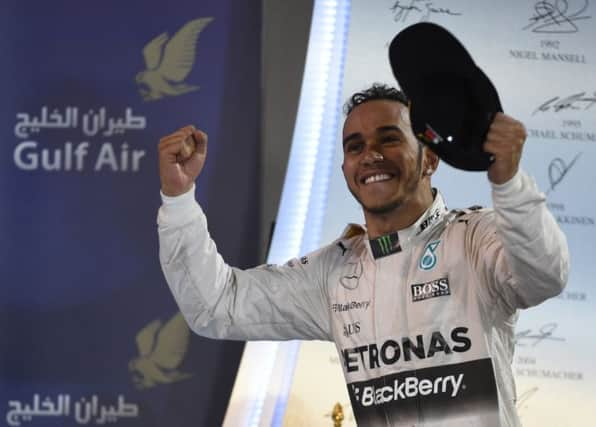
[342,99,425,214]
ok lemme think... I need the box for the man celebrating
[157,84,568,426]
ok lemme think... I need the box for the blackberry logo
[353,373,464,407]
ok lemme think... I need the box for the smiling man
[341,88,438,236]
[157,84,569,426]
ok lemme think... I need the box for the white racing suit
[158,170,569,426]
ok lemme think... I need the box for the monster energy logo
[378,235,392,255]
[370,233,400,259]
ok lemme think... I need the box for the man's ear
[423,147,439,175]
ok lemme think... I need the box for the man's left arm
[482,113,570,308]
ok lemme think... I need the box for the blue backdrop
[1,1,261,425]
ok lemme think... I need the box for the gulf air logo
[128,312,193,389]
[419,240,440,271]
[136,17,214,101]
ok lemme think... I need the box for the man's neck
[364,192,434,238]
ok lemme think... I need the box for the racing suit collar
[366,189,448,259]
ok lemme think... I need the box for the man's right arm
[157,127,332,341]
[158,187,332,341]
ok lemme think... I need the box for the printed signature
[516,386,539,416]
[547,153,581,193]
[515,322,565,347]
[533,92,596,115]
[523,0,591,33]
[390,0,462,23]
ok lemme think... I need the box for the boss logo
[411,278,450,302]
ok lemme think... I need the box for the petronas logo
[419,240,440,270]
[378,235,392,255]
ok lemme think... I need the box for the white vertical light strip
[267,0,349,264]
[255,0,351,424]
[223,0,350,426]
[300,1,350,255]
[267,2,350,426]
[245,342,279,426]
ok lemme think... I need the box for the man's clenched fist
[158,126,208,197]
[484,113,527,185]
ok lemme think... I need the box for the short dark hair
[344,83,409,115]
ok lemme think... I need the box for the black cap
[389,22,502,171]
